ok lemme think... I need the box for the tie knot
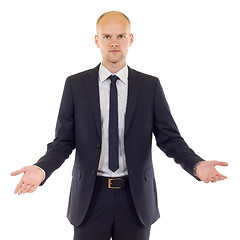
[109,75,119,84]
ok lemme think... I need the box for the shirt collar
[99,63,128,84]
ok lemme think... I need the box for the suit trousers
[73,179,151,240]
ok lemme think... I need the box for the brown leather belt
[96,176,129,189]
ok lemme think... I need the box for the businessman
[11,11,228,240]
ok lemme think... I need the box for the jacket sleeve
[152,78,204,180]
[35,78,76,185]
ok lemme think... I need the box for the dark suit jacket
[35,64,203,227]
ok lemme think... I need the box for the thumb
[10,167,26,176]
[214,161,228,167]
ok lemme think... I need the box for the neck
[102,60,126,74]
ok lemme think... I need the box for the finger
[29,186,37,193]
[23,185,32,194]
[212,169,227,179]
[14,180,24,194]
[18,183,28,195]
[216,172,227,179]
[220,176,227,180]
[216,176,225,181]
[214,161,228,167]
[11,168,25,176]
[212,174,227,182]
[203,178,210,183]
[210,178,217,183]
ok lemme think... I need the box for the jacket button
[96,144,101,148]
[91,170,97,175]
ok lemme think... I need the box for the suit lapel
[84,64,102,141]
[84,65,142,142]
[124,67,142,136]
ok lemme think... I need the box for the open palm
[11,165,45,195]
[196,161,228,183]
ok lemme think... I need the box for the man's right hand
[11,165,45,195]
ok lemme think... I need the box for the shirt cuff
[193,161,204,181]
[193,160,205,181]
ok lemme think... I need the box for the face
[95,13,134,68]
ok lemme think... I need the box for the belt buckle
[108,178,121,189]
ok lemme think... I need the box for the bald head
[95,11,133,73]
[96,11,131,33]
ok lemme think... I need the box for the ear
[95,35,100,48]
[129,33,134,46]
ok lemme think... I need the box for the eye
[103,35,111,39]
[118,35,126,39]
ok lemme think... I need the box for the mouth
[109,50,121,53]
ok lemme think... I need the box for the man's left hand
[196,161,228,183]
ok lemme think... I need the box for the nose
[110,42,119,48]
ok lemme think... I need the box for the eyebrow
[101,33,128,36]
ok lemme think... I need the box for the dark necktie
[108,75,119,172]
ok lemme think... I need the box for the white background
[1,0,239,239]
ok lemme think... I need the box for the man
[11,11,228,240]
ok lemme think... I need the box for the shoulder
[128,67,160,85]
[66,65,100,84]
